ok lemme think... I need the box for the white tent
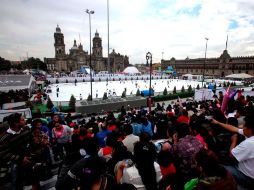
[123,66,141,74]
[225,73,254,79]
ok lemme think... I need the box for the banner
[194,88,214,101]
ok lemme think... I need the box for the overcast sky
[1,0,254,64]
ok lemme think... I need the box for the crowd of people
[0,89,30,108]
[0,89,254,190]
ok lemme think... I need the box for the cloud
[0,0,253,65]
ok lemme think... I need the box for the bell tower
[54,25,66,58]
[92,30,102,57]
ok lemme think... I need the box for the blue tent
[141,89,154,97]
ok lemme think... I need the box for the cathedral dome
[71,39,78,50]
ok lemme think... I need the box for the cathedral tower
[92,30,102,57]
[54,25,66,58]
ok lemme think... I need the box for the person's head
[195,149,226,177]
[176,123,190,139]
[227,117,238,128]
[243,115,254,137]
[52,114,61,123]
[82,137,99,156]
[54,121,62,129]
[134,141,156,165]
[7,113,26,131]
[182,109,188,117]
[133,141,158,190]
[123,123,133,135]
[32,119,43,129]
[105,132,118,147]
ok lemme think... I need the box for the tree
[66,79,68,83]
[163,87,168,95]
[87,94,92,101]
[56,79,59,84]
[219,83,222,87]
[21,57,47,71]
[46,97,54,110]
[203,84,207,88]
[0,57,11,72]
[223,81,227,87]
[69,95,76,110]
[196,84,200,90]
[102,92,108,100]
[136,89,141,96]
[121,90,126,98]
[181,85,185,93]
[188,85,192,93]
[173,86,177,94]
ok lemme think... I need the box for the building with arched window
[161,49,254,77]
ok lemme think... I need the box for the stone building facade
[44,25,129,73]
[161,49,254,77]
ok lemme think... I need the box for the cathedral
[44,25,129,73]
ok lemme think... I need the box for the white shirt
[121,162,162,190]
[232,130,254,179]
[122,134,139,153]
[7,128,21,135]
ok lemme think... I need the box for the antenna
[225,34,228,50]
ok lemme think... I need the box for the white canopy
[225,73,254,79]
[123,66,140,74]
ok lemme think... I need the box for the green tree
[219,83,222,87]
[69,95,76,110]
[121,90,126,98]
[21,57,47,71]
[196,84,200,90]
[46,97,54,110]
[203,84,207,88]
[173,86,177,94]
[223,81,227,87]
[103,92,108,100]
[181,85,185,93]
[163,87,168,95]
[0,57,11,72]
[136,89,141,96]
[87,94,92,101]
[188,85,192,93]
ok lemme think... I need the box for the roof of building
[0,75,35,92]
[225,73,254,79]
[123,66,140,74]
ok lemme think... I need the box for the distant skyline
[0,0,254,64]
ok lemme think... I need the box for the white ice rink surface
[47,79,202,102]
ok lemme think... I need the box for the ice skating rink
[47,79,202,102]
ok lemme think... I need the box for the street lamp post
[202,37,209,87]
[86,9,94,100]
[107,0,110,73]
[146,52,152,112]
